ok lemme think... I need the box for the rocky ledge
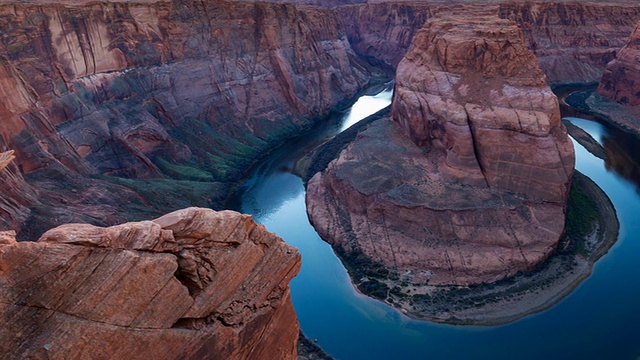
[0,207,301,359]
[306,15,575,289]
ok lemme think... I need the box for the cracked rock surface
[0,207,301,360]
[306,15,575,286]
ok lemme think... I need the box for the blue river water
[228,89,640,359]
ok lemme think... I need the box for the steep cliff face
[0,0,370,236]
[0,151,39,232]
[338,2,435,66]
[307,15,574,286]
[499,2,640,85]
[0,207,301,359]
[392,15,575,202]
[338,1,640,85]
[597,21,640,105]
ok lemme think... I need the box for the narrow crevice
[464,108,490,187]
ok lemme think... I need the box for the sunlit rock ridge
[0,208,301,359]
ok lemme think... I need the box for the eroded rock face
[0,207,301,359]
[500,2,640,85]
[307,16,575,286]
[338,1,640,84]
[597,21,640,105]
[0,0,370,236]
[0,151,39,232]
[392,16,575,202]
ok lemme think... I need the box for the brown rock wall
[0,0,370,235]
[307,15,575,286]
[0,207,301,359]
[337,1,640,84]
[392,16,574,202]
[597,21,640,105]
[0,151,39,232]
[500,2,640,85]
[0,1,369,176]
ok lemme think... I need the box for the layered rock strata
[0,151,39,233]
[597,21,640,105]
[338,1,640,84]
[0,0,370,237]
[0,207,301,359]
[307,16,575,286]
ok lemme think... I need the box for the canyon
[0,0,372,238]
[598,21,640,106]
[2,0,639,240]
[0,0,639,358]
[306,14,575,287]
[339,1,640,85]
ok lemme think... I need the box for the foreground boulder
[598,21,640,105]
[0,207,301,359]
[307,15,574,286]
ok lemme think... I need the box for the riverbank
[562,120,607,160]
[327,170,618,325]
[565,90,640,136]
[298,332,334,360]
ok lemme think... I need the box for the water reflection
[602,129,640,192]
[226,87,640,359]
[561,115,640,193]
[340,86,393,131]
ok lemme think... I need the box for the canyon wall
[0,0,371,237]
[597,21,640,105]
[0,207,301,359]
[307,15,574,286]
[0,151,39,233]
[338,1,640,85]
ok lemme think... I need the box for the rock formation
[338,1,640,84]
[306,15,575,286]
[0,151,39,233]
[0,207,301,359]
[0,0,371,237]
[597,21,640,105]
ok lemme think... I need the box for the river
[226,87,640,359]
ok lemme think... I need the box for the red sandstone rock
[0,0,370,236]
[597,21,640,105]
[0,0,368,177]
[338,1,640,84]
[0,151,40,232]
[392,16,574,202]
[307,15,575,286]
[501,2,640,85]
[0,207,301,359]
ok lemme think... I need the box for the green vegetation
[154,157,214,182]
[333,246,392,301]
[330,171,618,324]
[559,172,603,256]
[98,175,228,214]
